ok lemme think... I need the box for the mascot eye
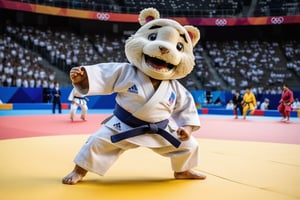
[176,42,184,51]
[148,33,157,41]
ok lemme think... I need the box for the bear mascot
[62,8,206,184]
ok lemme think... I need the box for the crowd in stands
[282,40,300,77]
[0,33,56,88]
[1,23,129,88]
[254,0,299,16]
[8,0,300,17]
[8,0,244,17]
[90,34,127,63]
[204,40,297,94]
[123,0,244,17]
[6,24,102,73]
[193,44,221,90]
[1,23,299,95]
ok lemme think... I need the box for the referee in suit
[52,81,62,114]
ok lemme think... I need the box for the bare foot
[174,170,206,180]
[80,115,86,121]
[62,165,87,185]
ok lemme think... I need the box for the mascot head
[125,8,200,80]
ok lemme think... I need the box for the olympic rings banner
[1,0,300,26]
[177,15,298,26]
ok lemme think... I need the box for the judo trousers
[70,103,88,119]
[74,126,200,176]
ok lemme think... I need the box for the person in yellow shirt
[242,88,256,119]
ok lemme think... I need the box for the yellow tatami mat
[0,135,299,200]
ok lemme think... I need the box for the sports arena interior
[0,1,300,200]
[0,0,299,111]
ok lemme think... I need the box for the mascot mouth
[145,55,175,72]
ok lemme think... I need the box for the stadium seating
[281,40,300,77]
[1,0,300,93]
[254,0,300,16]
[0,31,56,88]
[203,40,298,94]
[6,0,299,17]
[8,0,244,17]
[1,22,300,93]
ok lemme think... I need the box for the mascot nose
[159,46,169,54]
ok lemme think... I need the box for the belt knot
[148,124,158,133]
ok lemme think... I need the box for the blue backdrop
[0,87,299,110]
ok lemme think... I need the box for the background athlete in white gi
[68,88,88,121]
[62,8,206,184]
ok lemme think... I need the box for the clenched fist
[177,126,193,141]
[70,67,87,84]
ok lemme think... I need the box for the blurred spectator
[226,99,234,110]
[292,98,300,111]
[260,98,270,110]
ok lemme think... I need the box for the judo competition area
[0,103,300,200]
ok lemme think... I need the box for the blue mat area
[1,109,300,122]
[0,109,114,116]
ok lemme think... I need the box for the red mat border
[1,114,300,144]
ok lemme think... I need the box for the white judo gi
[73,63,201,175]
[68,88,88,120]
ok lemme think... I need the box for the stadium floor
[0,110,300,200]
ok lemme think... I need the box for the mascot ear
[184,25,200,47]
[139,8,160,26]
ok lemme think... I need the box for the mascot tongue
[146,56,169,70]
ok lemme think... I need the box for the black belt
[110,104,181,148]
[243,101,252,105]
[74,96,88,101]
